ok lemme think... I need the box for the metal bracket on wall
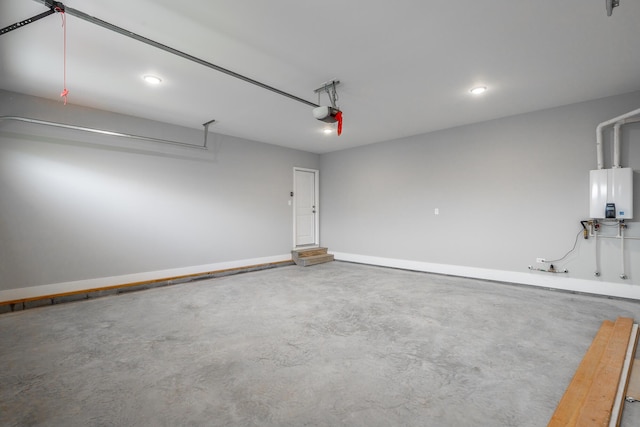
[202,119,216,149]
[606,0,620,17]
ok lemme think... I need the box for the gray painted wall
[320,91,640,287]
[3,88,640,297]
[0,90,319,291]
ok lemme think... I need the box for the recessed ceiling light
[323,128,333,134]
[143,75,162,85]
[470,86,487,95]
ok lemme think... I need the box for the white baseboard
[4,252,638,304]
[333,252,640,301]
[0,255,291,303]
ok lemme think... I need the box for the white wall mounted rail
[0,116,210,150]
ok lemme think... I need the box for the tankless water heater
[589,167,634,219]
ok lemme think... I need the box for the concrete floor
[1,261,639,426]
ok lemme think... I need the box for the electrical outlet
[536,258,546,263]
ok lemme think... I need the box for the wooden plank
[0,260,294,307]
[548,320,615,427]
[293,248,328,258]
[610,323,639,427]
[577,317,634,426]
[299,254,334,266]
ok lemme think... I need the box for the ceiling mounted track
[5,0,320,109]
[0,6,58,36]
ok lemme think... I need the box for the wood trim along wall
[0,260,294,314]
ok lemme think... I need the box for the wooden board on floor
[548,320,614,427]
[577,317,634,426]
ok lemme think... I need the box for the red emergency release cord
[55,7,69,105]
[335,111,343,136]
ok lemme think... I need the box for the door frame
[293,167,320,248]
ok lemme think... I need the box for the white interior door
[294,168,319,247]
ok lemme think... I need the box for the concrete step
[295,253,334,267]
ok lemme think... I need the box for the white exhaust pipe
[613,117,640,168]
[596,106,640,169]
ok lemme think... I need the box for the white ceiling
[1,0,639,154]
